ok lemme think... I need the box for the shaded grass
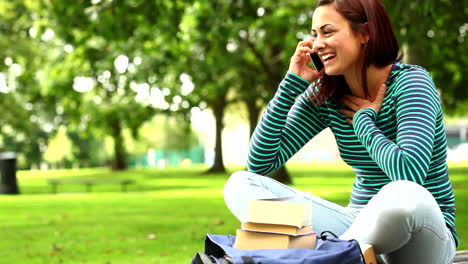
[0,163,467,263]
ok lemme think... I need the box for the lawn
[0,163,466,264]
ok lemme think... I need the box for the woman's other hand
[340,84,387,125]
[288,39,322,83]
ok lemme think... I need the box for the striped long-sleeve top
[247,62,458,246]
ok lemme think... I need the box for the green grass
[0,163,467,263]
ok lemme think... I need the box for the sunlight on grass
[1,163,467,263]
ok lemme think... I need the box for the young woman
[223,0,458,263]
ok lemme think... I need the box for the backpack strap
[347,239,367,264]
[241,256,255,264]
[320,230,339,239]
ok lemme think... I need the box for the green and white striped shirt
[248,62,458,246]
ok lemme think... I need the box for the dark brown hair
[310,0,401,105]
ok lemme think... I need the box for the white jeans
[223,171,456,264]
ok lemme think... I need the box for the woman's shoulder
[390,62,440,105]
[390,62,436,90]
[392,62,431,77]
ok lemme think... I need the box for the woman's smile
[320,52,337,66]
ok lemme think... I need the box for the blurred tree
[67,131,108,168]
[37,0,192,170]
[177,0,314,181]
[227,0,314,183]
[0,0,61,168]
[2,0,466,177]
[177,1,242,173]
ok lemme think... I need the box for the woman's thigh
[340,180,456,264]
[223,170,357,235]
[386,227,456,264]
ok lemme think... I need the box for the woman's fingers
[340,108,355,117]
[372,84,387,108]
[340,83,387,126]
[298,46,314,54]
[297,39,313,48]
[344,95,368,105]
[375,84,387,101]
[340,109,354,125]
[287,38,321,83]
[295,39,315,55]
[341,96,361,112]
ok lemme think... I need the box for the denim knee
[223,170,249,195]
[372,180,438,222]
[223,171,250,205]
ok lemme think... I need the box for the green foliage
[177,1,314,104]
[0,0,467,169]
[67,131,110,167]
[0,0,61,167]
[35,0,182,168]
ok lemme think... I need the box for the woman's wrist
[286,71,311,85]
[279,72,311,97]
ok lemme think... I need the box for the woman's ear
[361,34,370,45]
[360,22,370,44]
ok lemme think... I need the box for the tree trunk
[406,44,424,66]
[245,96,261,138]
[111,119,127,171]
[205,94,226,174]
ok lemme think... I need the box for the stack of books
[233,198,316,250]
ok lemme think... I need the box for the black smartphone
[309,52,324,72]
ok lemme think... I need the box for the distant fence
[446,124,467,148]
[128,146,205,168]
[446,124,468,162]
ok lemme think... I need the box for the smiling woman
[308,0,400,104]
[222,0,458,263]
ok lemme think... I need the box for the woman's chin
[324,65,343,76]
[324,67,337,76]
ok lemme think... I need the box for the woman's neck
[344,64,393,100]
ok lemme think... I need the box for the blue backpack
[191,232,366,264]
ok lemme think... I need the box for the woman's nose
[312,36,325,51]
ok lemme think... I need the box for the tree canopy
[0,0,466,172]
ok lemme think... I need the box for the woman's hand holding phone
[288,38,322,83]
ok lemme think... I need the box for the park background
[0,0,467,263]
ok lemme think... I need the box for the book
[241,222,313,236]
[234,229,316,250]
[246,198,312,227]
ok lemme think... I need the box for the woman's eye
[324,31,332,35]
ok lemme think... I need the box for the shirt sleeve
[247,72,328,175]
[352,69,440,184]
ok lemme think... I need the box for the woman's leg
[340,180,456,264]
[223,170,358,235]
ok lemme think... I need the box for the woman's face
[311,4,367,76]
